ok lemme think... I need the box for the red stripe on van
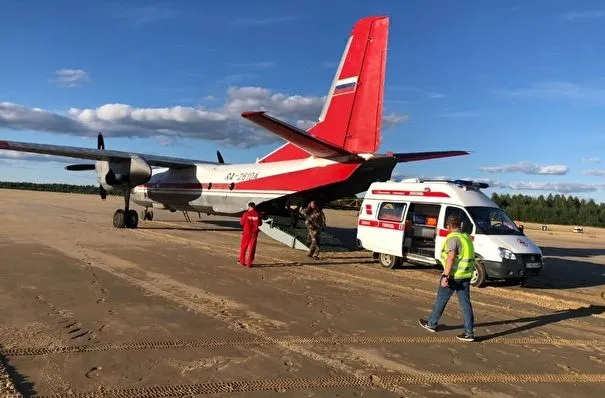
[370,190,450,198]
[358,219,404,230]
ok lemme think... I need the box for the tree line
[0,181,121,196]
[491,193,605,227]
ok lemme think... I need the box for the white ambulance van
[356,178,543,287]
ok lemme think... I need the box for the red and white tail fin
[257,16,389,163]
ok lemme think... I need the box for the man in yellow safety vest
[418,215,476,341]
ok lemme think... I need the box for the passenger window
[377,202,407,222]
[443,206,473,233]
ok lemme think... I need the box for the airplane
[0,15,468,230]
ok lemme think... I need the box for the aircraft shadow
[0,347,36,397]
[435,305,605,341]
[323,226,362,251]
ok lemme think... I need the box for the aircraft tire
[125,209,139,229]
[113,209,126,228]
[141,209,154,221]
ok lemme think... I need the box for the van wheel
[471,258,487,287]
[379,253,401,269]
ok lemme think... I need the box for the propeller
[64,132,107,200]
[97,133,107,200]
[97,132,105,150]
[216,150,224,164]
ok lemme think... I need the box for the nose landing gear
[141,208,154,221]
[113,189,139,229]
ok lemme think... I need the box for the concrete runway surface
[0,189,604,398]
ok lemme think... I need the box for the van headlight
[498,247,517,260]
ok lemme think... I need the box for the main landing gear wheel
[113,190,139,229]
[113,209,138,228]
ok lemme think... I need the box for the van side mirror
[517,224,525,234]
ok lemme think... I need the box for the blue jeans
[427,278,474,335]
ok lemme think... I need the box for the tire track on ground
[136,228,605,336]
[6,215,603,397]
[22,234,412,397]
[3,335,604,357]
[34,372,605,398]
[142,224,604,315]
[150,220,605,318]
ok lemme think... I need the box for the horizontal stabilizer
[392,150,469,163]
[241,111,359,159]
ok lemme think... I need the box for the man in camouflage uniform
[303,201,326,259]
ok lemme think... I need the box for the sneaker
[418,319,436,333]
[456,333,475,342]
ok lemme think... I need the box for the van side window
[377,202,407,222]
[444,206,473,233]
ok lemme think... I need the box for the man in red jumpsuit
[239,202,262,267]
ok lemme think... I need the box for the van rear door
[361,200,409,257]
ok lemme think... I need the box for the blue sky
[2,0,605,201]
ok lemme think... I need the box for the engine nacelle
[96,155,152,191]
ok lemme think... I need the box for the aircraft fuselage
[129,155,396,217]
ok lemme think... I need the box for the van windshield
[465,206,522,235]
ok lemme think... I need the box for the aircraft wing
[0,140,220,168]
[392,150,469,162]
[241,111,359,159]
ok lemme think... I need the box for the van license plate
[526,262,541,269]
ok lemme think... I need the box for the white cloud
[0,150,75,164]
[383,113,409,126]
[389,86,446,99]
[501,81,605,104]
[0,86,406,149]
[506,182,603,193]
[227,61,276,69]
[559,10,605,21]
[584,169,605,176]
[479,161,569,175]
[53,69,91,87]
[390,174,450,182]
[582,157,601,163]
[387,174,602,194]
[112,3,179,24]
[436,110,482,118]
[230,16,298,27]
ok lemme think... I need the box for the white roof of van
[364,178,498,208]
